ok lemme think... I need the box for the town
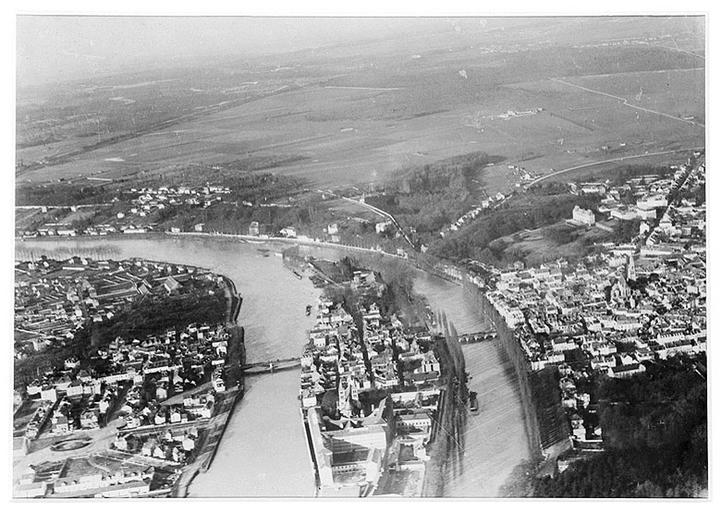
[299,265,447,497]
[430,153,706,474]
[13,257,243,498]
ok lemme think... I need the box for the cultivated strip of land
[550,77,705,128]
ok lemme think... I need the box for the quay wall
[462,279,570,458]
[173,283,246,497]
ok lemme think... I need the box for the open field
[18,66,703,194]
[490,222,614,267]
[17,18,704,195]
[562,67,705,124]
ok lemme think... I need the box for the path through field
[551,78,705,128]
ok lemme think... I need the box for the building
[280,226,297,238]
[306,399,392,496]
[375,221,392,234]
[572,206,596,226]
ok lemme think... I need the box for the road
[316,187,416,249]
[15,204,112,210]
[526,147,704,188]
[551,77,705,128]
[642,153,704,245]
[341,196,416,249]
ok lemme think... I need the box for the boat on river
[469,391,479,415]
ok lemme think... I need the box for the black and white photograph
[6,4,713,502]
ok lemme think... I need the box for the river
[16,236,529,497]
[414,275,531,497]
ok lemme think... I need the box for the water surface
[17,237,529,497]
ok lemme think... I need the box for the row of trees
[365,152,496,247]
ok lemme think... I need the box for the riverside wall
[462,278,570,459]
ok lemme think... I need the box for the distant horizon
[16,15,704,88]
[16,16,459,87]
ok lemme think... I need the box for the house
[53,414,70,434]
[280,226,297,238]
[420,352,440,374]
[396,410,433,434]
[66,380,84,397]
[163,276,181,293]
[40,386,57,402]
[212,375,226,393]
[608,363,646,379]
[570,413,586,439]
[375,221,392,234]
[572,205,595,226]
[26,381,42,396]
[155,385,168,401]
[80,409,100,429]
[182,437,195,451]
[123,415,141,429]
[194,223,205,232]
[580,183,607,195]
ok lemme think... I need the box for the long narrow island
[296,256,468,497]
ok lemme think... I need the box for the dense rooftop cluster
[14,256,221,361]
[479,158,706,447]
[13,256,237,497]
[301,268,444,497]
[20,322,231,439]
[15,319,235,498]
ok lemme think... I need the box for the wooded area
[534,356,707,497]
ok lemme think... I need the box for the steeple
[627,254,636,282]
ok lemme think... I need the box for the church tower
[626,254,636,282]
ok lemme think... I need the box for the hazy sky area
[17,16,458,87]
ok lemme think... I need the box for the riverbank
[171,282,246,497]
[16,234,532,497]
[16,231,407,260]
[414,274,533,497]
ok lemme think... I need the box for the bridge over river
[242,357,301,375]
[458,330,496,344]
[242,330,496,375]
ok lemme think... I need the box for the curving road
[526,147,704,188]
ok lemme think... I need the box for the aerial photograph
[11,14,707,499]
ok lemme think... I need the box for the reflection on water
[445,342,530,496]
[413,273,530,496]
[16,238,528,497]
